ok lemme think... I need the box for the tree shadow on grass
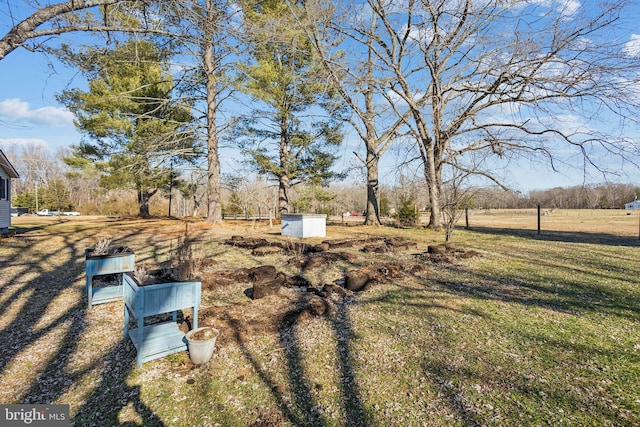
[421,353,633,426]
[228,258,493,425]
[331,298,368,426]
[23,330,163,426]
[5,224,46,234]
[227,316,311,426]
[279,294,369,426]
[0,219,180,425]
[227,291,370,426]
[69,339,165,426]
[0,231,89,377]
[405,252,640,425]
[466,225,640,247]
[430,255,640,322]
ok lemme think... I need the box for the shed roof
[0,150,19,178]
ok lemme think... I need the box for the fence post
[465,207,469,229]
[537,204,541,235]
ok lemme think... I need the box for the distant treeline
[4,143,638,216]
[468,183,639,210]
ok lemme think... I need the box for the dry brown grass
[1,212,639,426]
[466,208,640,236]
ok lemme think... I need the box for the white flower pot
[185,327,220,364]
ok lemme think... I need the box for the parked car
[11,207,29,217]
[36,209,59,216]
[61,211,80,216]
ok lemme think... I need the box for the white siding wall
[0,169,9,230]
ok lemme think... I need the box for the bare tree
[302,0,416,225]
[1,0,119,59]
[0,143,99,212]
[440,151,491,241]
[238,176,277,222]
[362,0,640,228]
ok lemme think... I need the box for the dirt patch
[322,236,383,248]
[226,236,326,255]
[199,288,340,348]
[188,327,219,341]
[360,236,418,253]
[197,259,429,348]
[414,243,480,263]
[227,235,420,255]
[201,268,251,289]
[88,231,435,350]
[296,251,357,271]
[252,246,284,256]
[191,234,447,347]
[341,261,426,291]
[226,236,273,249]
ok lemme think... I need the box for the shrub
[394,195,419,226]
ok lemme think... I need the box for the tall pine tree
[58,39,194,217]
[235,0,345,215]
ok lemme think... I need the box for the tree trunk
[278,112,290,216]
[192,195,199,217]
[204,0,222,224]
[418,135,442,229]
[206,120,222,223]
[278,175,290,216]
[364,148,381,225]
[138,189,151,217]
[424,147,442,229]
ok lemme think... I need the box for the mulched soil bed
[414,242,480,263]
[109,235,473,350]
[197,256,431,349]
[197,261,432,349]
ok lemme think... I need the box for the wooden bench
[123,274,201,366]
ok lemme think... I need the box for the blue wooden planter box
[123,274,201,366]
[85,247,135,307]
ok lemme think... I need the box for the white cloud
[556,0,581,17]
[404,24,432,44]
[385,89,426,108]
[623,34,640,58]
[0,98,74,127]
[542,113,593,135]
[517,0,581,18]
[0,138,49,149]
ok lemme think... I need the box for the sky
[1,1,639,193]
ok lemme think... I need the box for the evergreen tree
[58,39,194,217]
[12,192,37,212]
[42,179,74,212]
[235,0,345,215]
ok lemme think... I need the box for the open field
[466,208,640,239]
[1,211,639,426]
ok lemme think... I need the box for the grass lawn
[0,211,638,426]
